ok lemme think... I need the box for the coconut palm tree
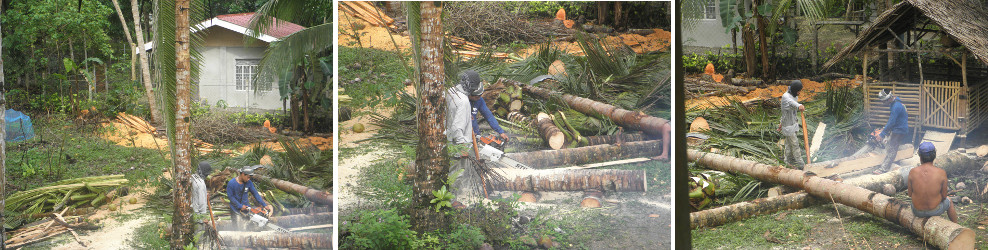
[153,0,206,247]
[407,1,451,233]
[0,4,7,248]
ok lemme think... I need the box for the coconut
[353,123,365,133]
[690,117,710,133]
[956,182,967,190]
[108,204,118,211]
[129,197,138,204]
[518,192,537,203]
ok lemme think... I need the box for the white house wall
[682,2,743,49]
[197,27,284,111]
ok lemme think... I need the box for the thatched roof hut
[821,0,988,143]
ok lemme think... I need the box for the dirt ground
[338,8,671,56]
[48,184,154,249]
[685,75,863,109]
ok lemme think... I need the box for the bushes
[343,209,422,249]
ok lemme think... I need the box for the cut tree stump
[504,140,662,168]
[688,150,975,249]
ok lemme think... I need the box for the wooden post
[863,53,869,111]
[801,111,810,164]
[960,53,969,142]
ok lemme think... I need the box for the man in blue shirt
[874,89,909,174]
[226,165,273,229]
[462,70,509,142]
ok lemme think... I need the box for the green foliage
[446,224,487,249]
[353,159,413,209]
[339,47,413,110]
[430,185,454,212]
[342,209,422,249]
[453,197,520,244]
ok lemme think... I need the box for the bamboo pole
[504,140,662,168]
[217,231,332,249]
[490,169,646,192]
[688,150,975,249]
[252,175,332,206]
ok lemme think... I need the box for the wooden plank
[809,122,826,157]
[556,158,653,170]
[804,145,914,177]
[921,131,956,156]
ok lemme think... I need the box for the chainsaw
[239,207,290,233]
[475,134,531,169]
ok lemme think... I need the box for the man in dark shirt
[226,165,272,229]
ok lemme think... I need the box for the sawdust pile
[239,136,334,153]
[686,76,864,109]
[101,122,169,150]
[338,5,410,51]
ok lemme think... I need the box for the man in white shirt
[778,80,806,169]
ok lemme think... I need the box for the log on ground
[691,191,816,229]
[504,140,662,168]
[253,175,333,206]
[516,79,668,136]
[282,206,332,215]
[535,112,566,149]
[688,150,975,250]
[490,169,645,192]
[218,231,332,249]
[216,212,331,231]
[585,133,648,146]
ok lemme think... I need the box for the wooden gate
[920,80,965,130]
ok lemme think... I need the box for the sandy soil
[51,185,153,249]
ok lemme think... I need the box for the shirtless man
[907,142,957,222]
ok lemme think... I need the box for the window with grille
[704,0,718,20]
[236,59,266,91]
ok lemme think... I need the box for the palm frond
[254,23,333,92]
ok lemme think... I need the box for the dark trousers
[880,133,905,171]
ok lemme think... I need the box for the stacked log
[117,112,156,133]
[535,112,566,150]
[688,150,975,249]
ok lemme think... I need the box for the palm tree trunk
[505,140,664,168]
[132,0,161,125]
[755,1,769,80]
[252,174,332,206]
[170,0,194,248]
[110,0,136,81]
[688,150,975,249]
[743,23,757,76]
[409,1,450,233]
[217,232,332,248]
[0,9,7,248]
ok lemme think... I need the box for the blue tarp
[6,109,35,142]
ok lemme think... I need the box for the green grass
[5,115,170,193]
[339,46,413,111]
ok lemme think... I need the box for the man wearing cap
[226,165,273,229]
[778,80,806,169]
[875,89,908,174]
[908,142,957,222]
[445,70,508,145]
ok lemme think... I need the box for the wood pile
[5,209,95,248]
[116,112,156,134]
[340,1,395,29]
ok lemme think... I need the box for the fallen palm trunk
[490,169,645,192]
[216,212,331,230]
[584,133,647,146]
[535,112,566,149]
[691,191,815,229]
[504,140,662,168]
[690,169,904,229]
[933,152,979,175]
[282,206,332,215]
[688,150,975,249]
[517,80,669,136]
[253,175,332,206]
[218,231,332,249]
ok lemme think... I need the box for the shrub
[343,209,421,249]
[446,224,487,249]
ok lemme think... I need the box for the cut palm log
[691,169,904,229]
[585,133,647,146]
[535,112,566,149]
[490,169,645,192]
[505,140,662,168]
[216,213,331,230]
[691,191,816,229]
[803,144,914,177]
[688,150,975,250]
[218,231,332,249]
[932,152,979,176]
[282,206,332,215]
[509,100,523,112]
[253,175,332,206]
[517,80,669,136]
